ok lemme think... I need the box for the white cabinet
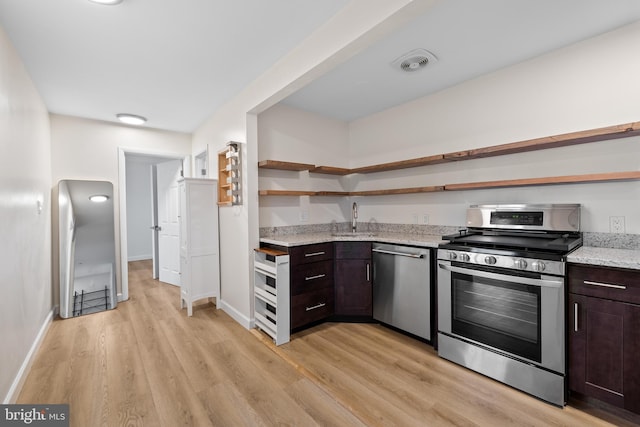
[254,248,290,345]
[178,178,220,316]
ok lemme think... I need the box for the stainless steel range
[437,204,582,406]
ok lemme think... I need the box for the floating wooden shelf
[258,121,640,198]
[350,186,445,196]
[444,122,640,161]
[315,191,350,196]
[445,171,640,191]
[258,121,640,176]
[349,154,446,174]
[310,166,351,175]
[259,172,640,197]
[258,160,315,171]
[258,190,349,197]
[259,190,317,196]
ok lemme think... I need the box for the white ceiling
[0,0,348,133]
[63,179,114,228]
[2,1,640,133]
[282,0,640,121]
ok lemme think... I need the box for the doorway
[118,148,191,301]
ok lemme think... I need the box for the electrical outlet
[423,214,429,224]
[609,216,625,233]
[412,213,419,224]
[299,209,309,222]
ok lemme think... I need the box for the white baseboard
[219,299,251,330]
[3,309,54,404]
[127,254,152,262]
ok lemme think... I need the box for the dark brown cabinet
[289,243,334,330]
[334,242,372,317]
[568,263,640,414]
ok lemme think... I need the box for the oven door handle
[438,263,563,288]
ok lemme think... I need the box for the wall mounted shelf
[258,121,640,197]
[445,171,640,191]
[258,160,315,171]
[218,141,242,206]
[258,190,349,197]
[310,166,352,175]
[350,186,444,196]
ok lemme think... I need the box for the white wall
[258,104,351,226]
[50,114,192,296]
[347,20,640,233]
[193,0,423,327]
[256,19,640,234]
[0,26,52,403]
[125,160,153,261]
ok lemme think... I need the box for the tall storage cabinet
[179,178,220,316]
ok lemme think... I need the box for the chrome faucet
[352,202,358,232]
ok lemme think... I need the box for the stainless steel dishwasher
[372,243,431,340]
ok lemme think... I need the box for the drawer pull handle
[305,274,326,281]
[304,251,325,257]
[306,302,326,311]
[574,302,579,332]
[584,280,627,290]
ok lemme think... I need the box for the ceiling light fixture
[89,195,109,203]
[116,113,147,126]
[88,0,123,5]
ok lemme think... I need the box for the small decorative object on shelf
[218,141,242,205]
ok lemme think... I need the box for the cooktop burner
[440,229,582,256]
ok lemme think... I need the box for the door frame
[118,147,191,301]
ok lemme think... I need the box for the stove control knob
[448,252,457,260]
[514,259,528,269]
[484,256,497,265]
[531,261,546,272]
[459,253,470,262]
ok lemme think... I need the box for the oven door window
[451,270,541,363]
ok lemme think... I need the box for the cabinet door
[569,294,625,407]
[335,259,372,316]
[291,288,334,330]
[623,301,640,414]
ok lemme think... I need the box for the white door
[156,160,182,286]
[150,166,159,279]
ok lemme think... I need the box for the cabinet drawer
[568,264,640,304]
[291,260,333,295]
[289,243,333,265]
[291,288,334,329]
[334,242,372,260]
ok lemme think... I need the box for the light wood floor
[17,260,640,426]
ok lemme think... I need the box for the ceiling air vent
[391,48,438,73]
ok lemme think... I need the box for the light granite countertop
[567,246,640,270]
[259,231,445,248]
[259,227,640,270]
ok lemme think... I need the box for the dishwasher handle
[372,248,425,259]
